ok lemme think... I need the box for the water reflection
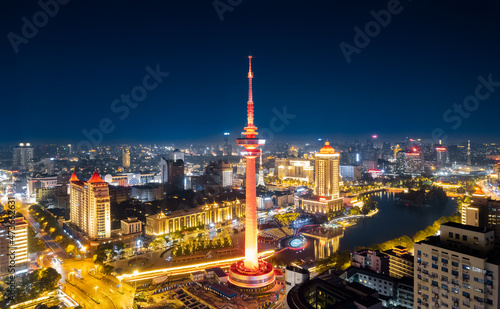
[302,227,344,260]
[272,190,457,266]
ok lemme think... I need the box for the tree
[101,264,115,276]
[28,226,46,253]
[35,305,60,309]
[349,207,361,215]
[93,250,107,265]
[66,244,76,255]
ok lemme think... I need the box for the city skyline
[3,1,500,308]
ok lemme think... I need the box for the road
[478,180,500,200]
[20,205,70,259]
[23,202,134,308]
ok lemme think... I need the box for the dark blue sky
[2,0,500,145]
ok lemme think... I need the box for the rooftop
[442,222,493,234]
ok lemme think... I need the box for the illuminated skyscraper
[12,143,34,171]
[228,56,275,292]
[314,141,340,198]
[70,169,111,239]
[0,200,29,277]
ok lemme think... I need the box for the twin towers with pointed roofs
[69,168,111,240]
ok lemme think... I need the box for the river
[338,191,458,250]
[273,191,458,265]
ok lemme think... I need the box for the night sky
[2,0,500,145]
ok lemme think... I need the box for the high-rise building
[159,157,184,193]
[0,203,29,277]
[228,56,275,292]
[172,149,185,162]
[12,143,34,171]
[69,169,111,239]
[205,160,233,188]
[414,222,500,309]
[223,132,232,156]
[122,147,130,168]
[314,141,340,198]
[436,146,449,167]
[462,190,500,247]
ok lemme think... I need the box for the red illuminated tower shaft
[244,153,258,268]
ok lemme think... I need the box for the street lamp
[94,286,99,297]
[68,271,75,283]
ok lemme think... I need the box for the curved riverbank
[338,191,458,251]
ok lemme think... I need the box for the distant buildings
[436,146,449,167]
[122,147,130,168]
[26,174,58,200]
[69,170,111,239]
[414,222,500,309]
[339,165,362,182]
[223,132,232,156]
[172,149,185,162]
[131,184,163,202]
[396,148,423,175]
[205,160,233,188]
[275,158,314,183]
[13,143,34,171]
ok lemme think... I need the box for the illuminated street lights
[94,286,99,298]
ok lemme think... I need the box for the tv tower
[228,56,275,292]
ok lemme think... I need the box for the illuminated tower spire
[243,55,257,138]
